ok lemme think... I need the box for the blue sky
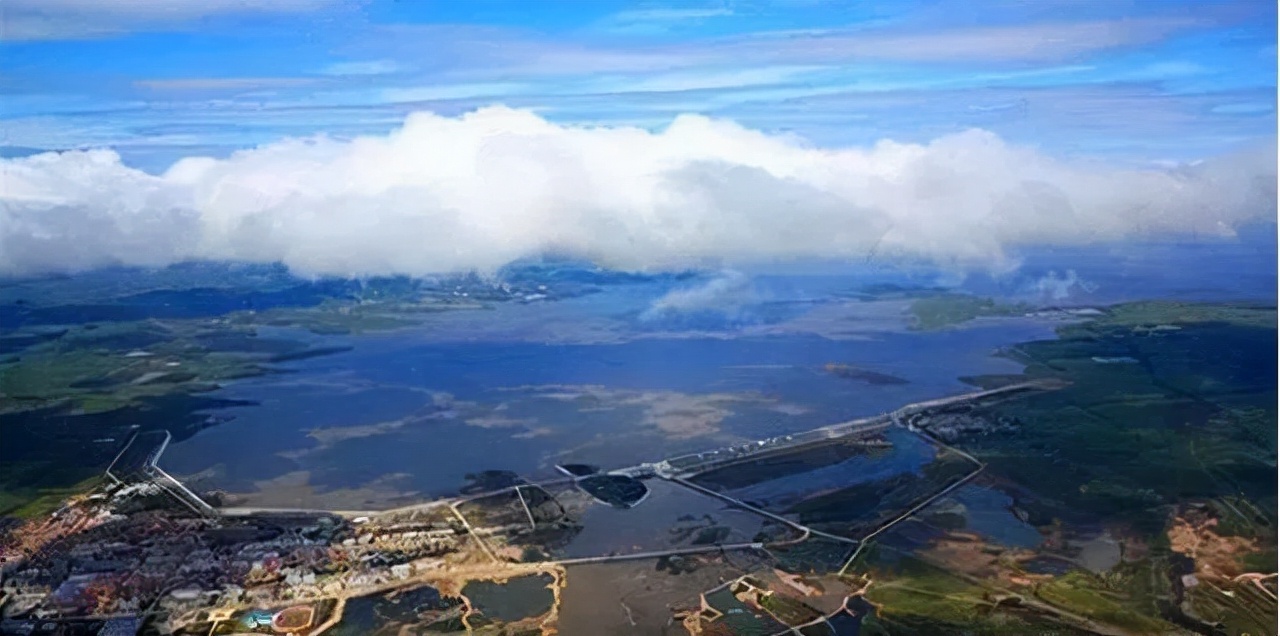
[1,0,1274,172]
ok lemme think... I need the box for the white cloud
[751,19,1203,63]
[318,60,405,77]
[377,83,530,104]
[0,106,1273,278]
[0,0,340,40]
[644,271,757,318]
[135,78,320,92]
[595,65,829,94]
[595,6,735,35]
[1027,270,1097,301]
[609,8,735,22]
[363,16,1223,80]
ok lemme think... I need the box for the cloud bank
[0,106,1274,278]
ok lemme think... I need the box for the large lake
[160,230,1279,509]
[161,278,1060,508]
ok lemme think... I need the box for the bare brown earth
[917,530,1054,588]
[1168,510,1258,581]
[753,569,855,615]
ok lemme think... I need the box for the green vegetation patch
[759,592,824,625]
[225,299,422,335]
[964,302,1277,535]
[0,475,102,519]
[703,586,789,635]
[1035,570,1171,633]
[1084,301,1277,330]
[907,294,1029,331]
[857,548,1092,636]
[1184,580,1279,635]
[768,537,857,575]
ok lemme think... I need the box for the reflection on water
[829,595,876,635]
[725,427,935,508]
[556,479,771,559]
[162,285,1060,505]
[704,586,788,636]
[324,584,459,636]
[462,574,554,622]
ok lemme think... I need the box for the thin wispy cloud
[377,83,532,104]
[318,60,406,77]
[353,16,1234,80]
[595,6,735,34]
[135,78,321,92]
[588,65,829,95]
[0,0,342,40]
[610,8,735,22]
[676,17,1216,65]
[0,0,1272,199]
